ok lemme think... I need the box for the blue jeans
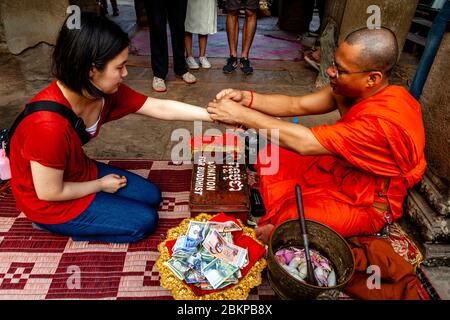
[35,161,162,243]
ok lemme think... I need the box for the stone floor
[0,0,448,299]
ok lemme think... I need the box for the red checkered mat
[0,160,276,300]
[0,161,437,300]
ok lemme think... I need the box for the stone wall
[405,32,450,253]
[0,0,68,55]
[69,0,99,13]
[0,0,69,86]
[421,32,450,184]
[0,15,7,54]
[315,0,418,87]
[278,0,315,34]
[338,0,419,56]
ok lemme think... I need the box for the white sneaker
[199,56,211,69]
[152,76,166,92]
[177,72,197,84]
[186,56,199,70]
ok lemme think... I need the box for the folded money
[207,220,242,233]
[164,258,190,280]
[202,258,239,289]
[186,220,242,244]
[172,235,199,258]
[202,229,248,268]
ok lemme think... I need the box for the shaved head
[344,27,399,76]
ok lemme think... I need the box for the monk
[207,27,426,244]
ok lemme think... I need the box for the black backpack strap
[6,100,91,156]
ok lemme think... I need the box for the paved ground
[0,0,448,299]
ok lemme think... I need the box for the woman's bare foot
[255,223,274,244]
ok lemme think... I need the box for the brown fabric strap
[372,178,391,212]
[373,201,389,212]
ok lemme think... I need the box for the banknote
[186,221,207,242]
[184,269,207,284]
[172,235,199,258]
[202,230,248,268]
[164,258,191,280]
[185,252,202,271]
[206,220,242,233]
[202,258,239,289]
[221,232,234,244]
[195,276,239,291]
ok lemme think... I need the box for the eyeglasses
[329,60,378,78]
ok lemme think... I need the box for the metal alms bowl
[267,219,355,300]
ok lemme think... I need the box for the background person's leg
[100,0,108,15]
[144,0,169,79]
[185,32,194,57]
[185,32,200,69]
[168,0,189,76]
[199,34,207,57]
[316,0,327,35]
[95,161,161,208]
[198,34,211,68]
[241,8,257,58]
[110,0,119,16]
[226,11,239,58]
[223,9,240,73]
[35,192,159,243]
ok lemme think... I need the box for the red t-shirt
[10,80,148,224]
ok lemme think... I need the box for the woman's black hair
[52,12,130,98]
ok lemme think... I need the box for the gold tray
[156,213,267,300]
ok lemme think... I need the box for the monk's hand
[215,88,244,104]
[207,98,244,126]
[255,224,274,244]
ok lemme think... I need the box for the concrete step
[412,16,433,28]
[407,32,428,46]
[420,266,450,300]
[423,243,450,266]
[406,189,450,243]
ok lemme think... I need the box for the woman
[9,13,212,243]
[184,0,217,69]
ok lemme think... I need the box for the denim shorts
[226,0,259,10]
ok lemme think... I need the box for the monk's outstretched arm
[214,86,337,117]
[207,99,331,156]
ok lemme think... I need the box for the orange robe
[255,86,426,238]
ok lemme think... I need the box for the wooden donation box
[189,153,250,222]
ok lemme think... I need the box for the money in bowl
[267,219,355,299]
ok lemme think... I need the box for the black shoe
[240,57,253,75]
[223,56,238,74]
[113,9,119,16]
